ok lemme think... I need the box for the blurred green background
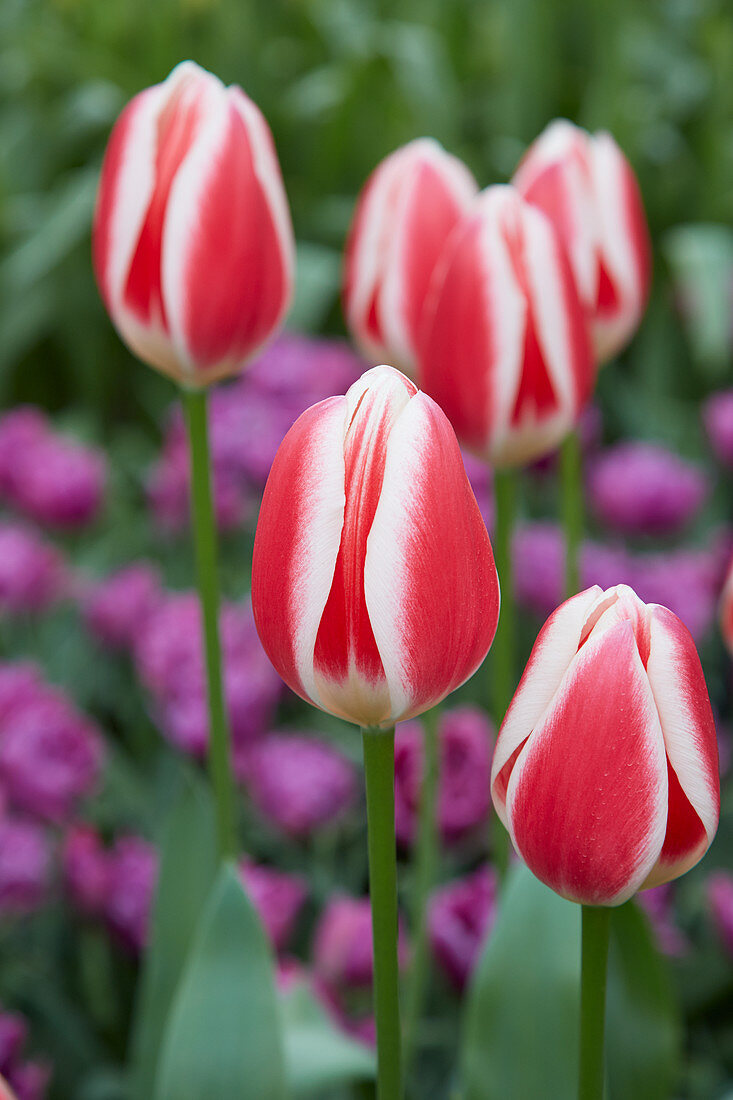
[2,0,733,436]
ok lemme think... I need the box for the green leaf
[606,901,681,1100]
[280,981,375,1096]
[460,864,680,1100]
[460,863,581,1100]
[154,864,288,1100]
[128,773,218,1100]
[664,223,733,377]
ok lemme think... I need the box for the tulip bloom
[513,119,651,364]
[419,185,594,468]
[491,584,719,906]
[93,61,294,386]
[252,364,500,728]
[343,139,478,377]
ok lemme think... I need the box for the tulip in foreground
[513,119,651,364]
[343,139,477,377]
[491,583,719,1100]
[93,60,294,387]
[419,184,594,469]
[253,364,499,1100]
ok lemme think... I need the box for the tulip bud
[93,61,294,387]
[419,185,595,468]
[513,119,651,364]
[343,139,478,376]
[252,364,499,728]
[491,584,719,906]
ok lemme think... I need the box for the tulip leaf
[154,863,288,1100]
[606,900,681,1100]
[280,981,375,1095]
[460,863,680,1100]
[128,773,218,1100]
[461,862,581,1100]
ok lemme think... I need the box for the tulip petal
[252,398,346,711]
[644,605,720,886]
[364,391,499,724]
[491,586,602,825]
[506,620,668,905]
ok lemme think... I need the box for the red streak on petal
[493,737,529,807]
[658,758,706,866]
[595,259,620,316]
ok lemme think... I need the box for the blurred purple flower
[81,563,162,650]
[587,442,707,536]
[0,407,105,529]
[428,866,497,990]
[0,1013,26,1073]
[61,826,110,917]
[7,1062,51,1100]
[708,872,733,956]
[134,593,282,759]
[241,861,307,952]
[0,524,67,615]
[247,333,365,405]
[461,453,494,532]
[0,687,102,824]
[394,707,493,847]
[633,542,728,641]
[104,836,157,953]
[531,404,604,475]
[703,389,733,467]
[0,818,50,913]
[313,895,409,991]
[0,666,42,726]
[0,1003,50,1100]
[243,733,357,838]
[638,884,688,956]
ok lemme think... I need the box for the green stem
[561,429,584,598]
[402,705,440,1069]
[491,468,518,880]
[578,905,611,1100]
[183,388,237,862]
[362,727,402,1100]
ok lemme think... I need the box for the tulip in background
[513,119,651,365]
[93,60,295,860]
[491,583,719,1100]
[719,553,733,657]
[343,138,477,376]
[253,363,499,1099]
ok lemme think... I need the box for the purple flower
[81,563,162,650]
[0,1003,51,1100]
[0,524,67,615]
[247,334,364,406]
[587,442,707,535]
[0,1013,26,1072]
[428,866,497,990]
[104,836,157,954]
[7,1061,52,1100]
[461,453,494,532]
[633,541,728,641]
[512,523,564,616]
[0,408,105,529]
[243,733,357,838]
[531,404,604,475]
[703,389,733,467]
[638,884,688,956]
[394,707,493,847]
[708,872,733,956]
[0,818,50,913]
[240,861,307,952]
[61,826,110,916]
[313,895,409,990]
[0,685,102,824]
[0,666,43,725]
[134,593,282,758]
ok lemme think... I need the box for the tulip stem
[578,904,611,1100]
[491,467,518,880]
[561,429,584,597]
[362,726,402,1100]
[403,705,440,1070]
[183,388,237,862]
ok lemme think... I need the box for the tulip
[94,61,295,860]
[253,363,499,1099]
[492,583,719,905]
[492,583,719,1100]
[343,139,477,377]
[419,184,594,469]
[93,60,294,387]
[513,119,651,365]
[720,554,733,657]
[252,364,499,728]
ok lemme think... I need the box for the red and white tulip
[93,61,294,387]
[513,119,651,364]
[252,365,500,728]
[491,584,719,906]
[343,139,478,377]
[419,185,595,468]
